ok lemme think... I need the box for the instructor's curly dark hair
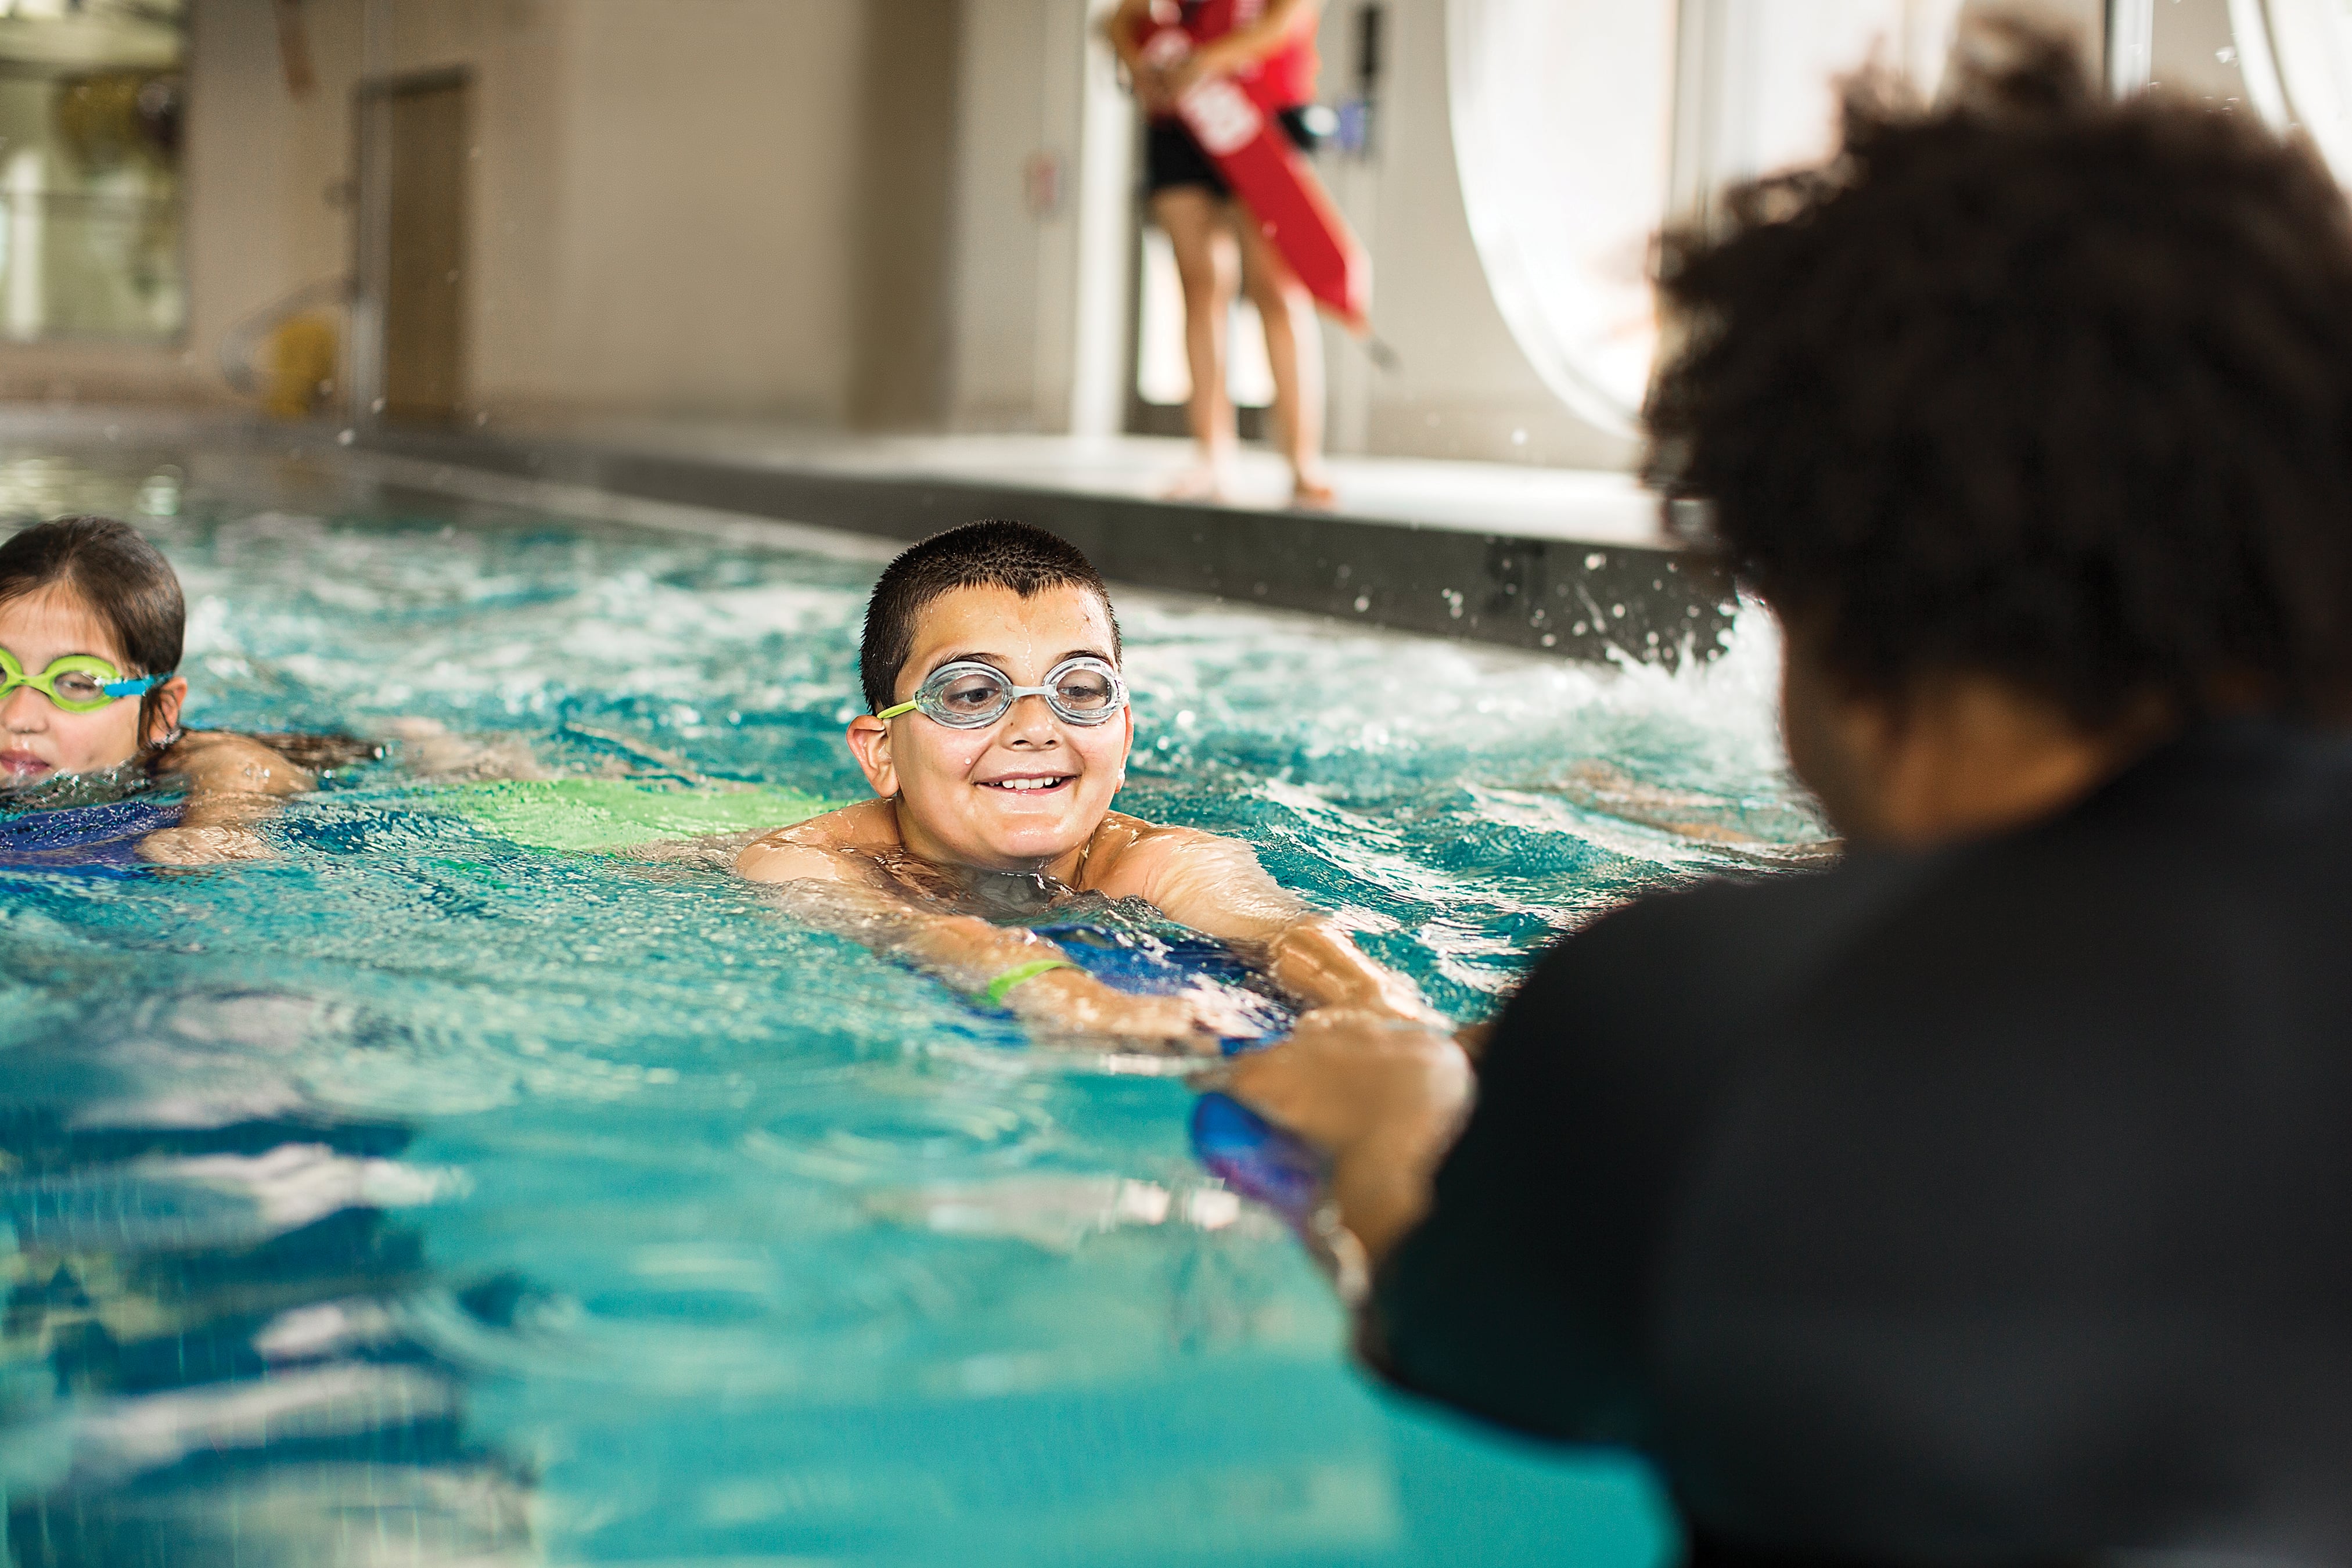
[1644,21,2352,725]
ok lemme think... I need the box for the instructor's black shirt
[1375,721,2352,1566]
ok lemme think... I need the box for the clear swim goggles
[876,656,1128,729]
[0,646,164,714]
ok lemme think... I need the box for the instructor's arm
[1222,1012,1472,1264]
[1227,908,1716,1444]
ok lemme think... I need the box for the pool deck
[0,407,1734,666]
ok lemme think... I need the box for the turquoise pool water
[0,447,1812,1567]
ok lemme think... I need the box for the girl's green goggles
[0,646,165,714]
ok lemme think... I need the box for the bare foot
[1553,760,1840,865]
[1161,463,1231,503]
[380,717,553,783]
[1290,469,1337,509]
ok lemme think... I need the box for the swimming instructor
[1229,25,2352,1566]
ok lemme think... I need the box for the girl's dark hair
[1643,23,2352,725]
[859,519,1122,712]
[0,515,185,739]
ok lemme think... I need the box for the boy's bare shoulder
[735,798,896,882]
[1081,812,1248,896]
[1086,813,1304,933]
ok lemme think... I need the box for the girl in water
[0,514,358,866]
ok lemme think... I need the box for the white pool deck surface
[0,407,1675,551]
[513,420,1674,546]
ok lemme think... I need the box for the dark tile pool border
[352,428,1738,668]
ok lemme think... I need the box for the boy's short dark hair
[1644,24,2352,725]
[859,520,1122,712]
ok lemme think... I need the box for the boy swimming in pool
[736,519,1436,1051]
[0,515,331,866]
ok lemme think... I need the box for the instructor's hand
[1222,1011,1473,1264]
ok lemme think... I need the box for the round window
[1447,0,1963,437]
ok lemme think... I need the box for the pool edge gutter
[349,426,1738,668]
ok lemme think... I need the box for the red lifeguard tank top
[1170,0,1319,110]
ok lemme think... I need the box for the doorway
[354,69,469,425]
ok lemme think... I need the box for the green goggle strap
[983,957,1076,1008]
[0,647,166,712]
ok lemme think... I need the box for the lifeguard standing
[1108,0,1336,506]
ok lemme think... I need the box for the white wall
[0,0,875,422]
[947,0,1057,431]
[1327,0,1632,468]
[2145,0,2246,101]
[360,0,868,423]
[519,1,865,420]
[1331,0,2104,469]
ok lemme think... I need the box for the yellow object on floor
[265,312,339,418]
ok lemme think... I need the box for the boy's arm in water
[139,731,312,865]
[1080,818,1440,1027]
[736,802,1255,1052]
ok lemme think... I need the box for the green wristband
[984,958,1076,1008]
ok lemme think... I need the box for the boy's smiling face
[0,585,179,787]
[847,582,1131,876]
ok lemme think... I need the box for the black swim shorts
[1145,106,1324,200]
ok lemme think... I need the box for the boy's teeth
[991,776,1062,791]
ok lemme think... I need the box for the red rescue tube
[1145,24,1372,335]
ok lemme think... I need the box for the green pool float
[447,778,844,853]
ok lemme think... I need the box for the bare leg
[1237,207,1334,506]
[1152,185,1242,499]
[616,827,773,873]
[379,716,553,782]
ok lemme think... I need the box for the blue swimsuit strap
[0,794,184,877]
[1024,919,1293,1047]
